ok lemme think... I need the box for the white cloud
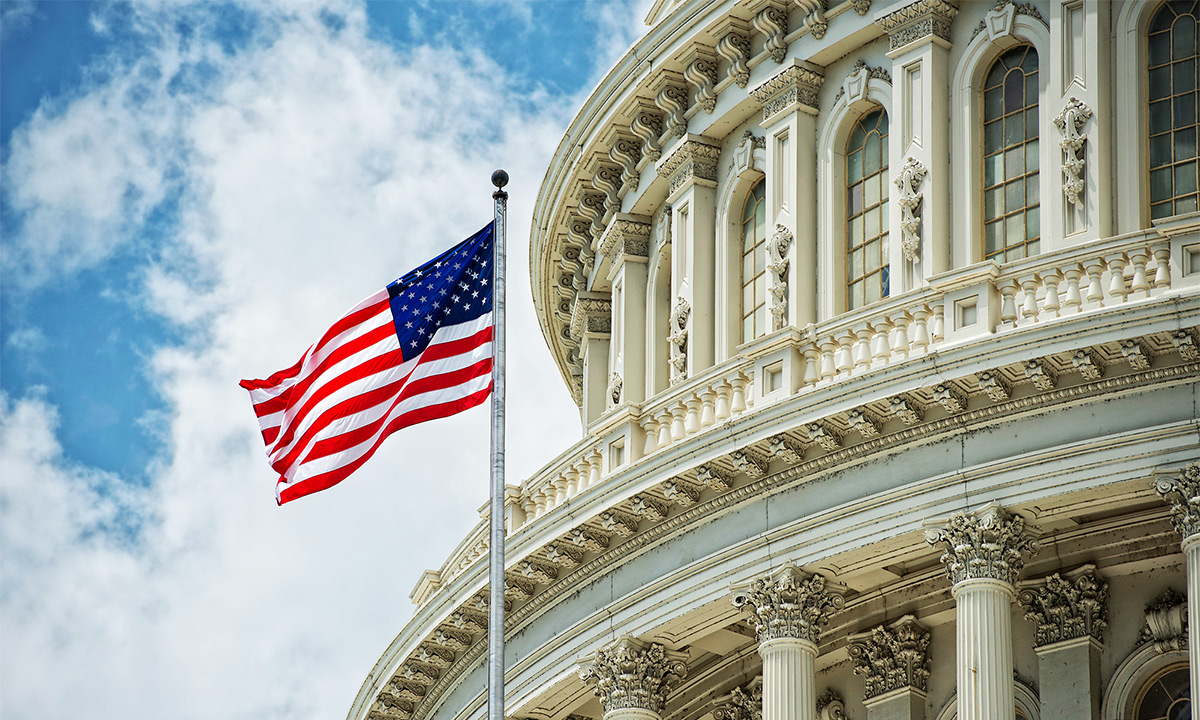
[0,1,649,719]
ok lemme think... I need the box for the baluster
[891,313,911,358]
[534,486,548,516]
[1061,265,1083,313]
[931,302,945,343]
[565,466,579,498]
[911,308,930,352]
[1041,272,1061,318]
[588,448,603,486]
[521,495,537,523]
[1106,254,1129,303]
[554,474,569,504]
[1019,276,1040,321]
[670,402,686,441]
[700,388,716,427]
[871,319,892,365]
[853,325,872,370]
[574,459,590,494]
[836,331,855,376]
[1083,258,1105,305]
[1152,244,1172,288]
[819,339,838,380]
[731,373,749,413]
[802,347,820,387]
[1129,249,1150,295]
[656,408,673,448]
[642,415,659,455]
[714,380,732,420]
[999,281,1019,324]
[684,395,701,434]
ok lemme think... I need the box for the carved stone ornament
[658,139,721,196]
[837,60,891,105]
[848,615,931,699]
[1139,588,1187,653]
[610,136,643,196]
[683,50,719,114]
[717,31,752,88]
[753,5,788,64]
[712,680,763,720]
[731,564,846,644]
[893,157,927,262]
[749,63,824,123]
[874,0,959,52]
[815,690,846,720]
[598,216,651,261]
[767,224,793,331]
[1054,97,1093,207]
[733,131,764,177]
[578,636,689,714]
[607,372,623,408]
[654,82,690,138]
[668,297,691,385]
[924,502,1039,587]
[795,0,829,40]
[570,294,612,340]
[1156,463,1200,540]
[971,0,1047,42]
[1018,566,1109,648]
[631,105,664,163]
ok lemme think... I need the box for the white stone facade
[351,2,1200,720]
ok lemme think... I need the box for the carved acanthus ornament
[1172,329,1200,361]
[712,680,762,720]
[753,5,788,64]
[610,136,643,195]
[874,0,959,52]
[932,382,966,412]
[598,216,651,261]
[769,434,805,463]
[815,690,846,720]
[579,637,689,714]
[795,0,829,39]
[731,564,846,644]
[924,503,1039,587]
[668,297,691,384]
[893,157,927,261]
[592,163,623,219]
[767,224,793,330]
[1054,97,1092,207]
[730,449,768,478]
[579,190,609,240]
[716,30,752,88]
[654,79,690,138]
[631,103,664,163]
[1139,589,1188,653]
[570,294,613,340]
[1156,463,1200,540]
[976,370,1011,401]
[658,139,721,196]
[1018,566,1108,648]
[750,62,824,123]
[608,372,623,407]
[848,615,931,699]
[683,48,719,114]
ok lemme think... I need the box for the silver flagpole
[488,169,509,720]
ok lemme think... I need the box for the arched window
[1134,664,1190,719]
[846,108,889,310]
[982,45,1039,262]
[1149,2,1199,220]
[741,179,767,341]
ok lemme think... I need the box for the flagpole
[488,169,509,720]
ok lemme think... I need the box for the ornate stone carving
[567,527,610,552]
[976,370,1011,401]
[658,139,721,196]
[661,479,700,506]
[579,190,609,240]
[630,494,668,521]
[570,294,612,340]
[924,502,1039,586]
[668,297,691,384]
[971,0,1047,41]
[733,131,763,178]
[1121,338,1154,369]
[608,372,623,408]
[655,82,690,138]
[579,636,689,714]
[889,395,924,425]
[631,104,664,163]
[731,564,846,644]
[1023,358,1057,390]
[717,30,752,88]
[730,449,768,478]
[893,157,927,262]
[847,408,881,439]
[504,577,535,601]
[932,382,966,413]
[696,463,733,491]
[713,680,762,720]
[815,689,846,720]
[795,0,829,39]
[1156,463,1200,540]
[1054,98,1092,207]
[753,4,788,64]
[850,0,871,15]
[545,542,584,568]
[683,49,719,114]
[750,63,824,122]
[1018,566,1108,648]
[874,0,958,52]
[767,224,793,330]
[517,559,560,585]
[610,136,643,195]
[592,163,623,219]
[769,434,805,463]
[1139,589,1188,653]
[837,60,891,104]
[1172,329,1200,361]
[1071,349,1105,380]
[807,422,842,451]
[598,216,651,261]
[600,509,639,536]
[848,615,931,698]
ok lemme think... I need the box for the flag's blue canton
[386,223,494,360]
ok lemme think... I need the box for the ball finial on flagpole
[491,168,509,190]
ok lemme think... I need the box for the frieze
[848,615,931,698]
[731,564,845,644]
[1018,566,1107,647]
[579,637,689,714]
[924,502,1038,587]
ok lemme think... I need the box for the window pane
[865,276,881,304]
[985,87,1003,118]
[1152,166,1175,201]
[849,215,863,243]
[877,111,889,136]
[985,152,1003,186]
[1179,194,1199,213]
[866,206,881,238]
[1152,99,1173,134]
[1026,139,1039,172]
[1151,30,1171,65]
[850,248,863,277]
[1177,127,1198,162]
[1005,69,1025,113]
[1025,72,1038,106]
[848,150,862,181]
[865,172,881,207]
[1177,161,1198,194]
[880,266,890,298]
[1176,58,1197,93]
[985,186,1002,217]
[850,122,866,150]
[1152,133,1174,167]
[849,183,864,214]
[1151,65,1172,98]
[1005,115,1024,146]
[1007,213,1025,246]
[1152,200,1174,219]
[865,134,881,174]
[1025,106,1039,140]
[1006,179,1025,212]
[1176,92,1197,128]
[985,221,1001,255]
[1152,5,1176,33]
[1005,146,1024,179]
[1026,172,1040,205]
[1174,17,1196,61]
[866,242,881,271]
[985,119,1003,149]
[1026,206,1040,239]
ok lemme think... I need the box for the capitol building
[350,1,1200,719]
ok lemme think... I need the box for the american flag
[240,223,495,505]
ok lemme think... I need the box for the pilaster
[924,502,1038,720]
[848,615,930,720]
[572,292,612,425]
[601,215,652,405]
[749,60,824,326]
[1154,462,1200,702]
[578,636,689,720]
[874,0,958,289]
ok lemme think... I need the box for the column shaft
[954,579,1015,720]
[761,638,816,720]
[1186,535,1200,717]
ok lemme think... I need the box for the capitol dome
[351,1,1200,719]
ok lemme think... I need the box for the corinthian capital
[924,502,1039,587]
[1018,565,1108,648]
[1156,463,1200,541]
[731,564,845,644]
[712,679,762,720]
[847,615,931,699]
[579,636,689,715]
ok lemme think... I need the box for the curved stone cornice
[923,502,1039,587]
[1155,462,1200,540]
[1018,565,1108,648]
[848,615,931,698]
[731,564,845,644]
[579,636,689,715]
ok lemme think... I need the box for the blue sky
[0,2,647,718]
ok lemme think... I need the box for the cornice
[748,60,824,122]
[656,136,721,196]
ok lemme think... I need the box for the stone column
[924,502,1038,720]
[1017,565,1107,720]
[848,615,930,720]
[1155,462,1200,704]
[579,636,689,720]
[731,564,845,720]
[599,215,652,406]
